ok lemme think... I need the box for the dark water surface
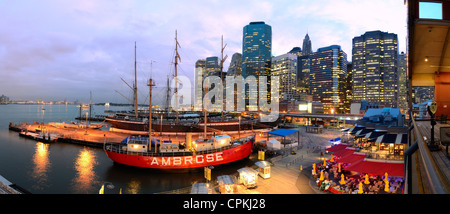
[0,104,253,194]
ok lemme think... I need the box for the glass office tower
[242,21,272,110]
[352,30,398,107]
[310,45,348,113]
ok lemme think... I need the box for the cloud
[0,0,407,104]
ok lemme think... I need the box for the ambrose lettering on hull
[149,152,224,167]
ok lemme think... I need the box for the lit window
[419,2,443,19]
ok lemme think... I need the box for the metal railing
[406,116,450,193]
[104,135,255,158]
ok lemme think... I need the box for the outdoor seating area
[341,125,407,161]
[313,142,405,194]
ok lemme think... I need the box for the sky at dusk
[0,0,407,105]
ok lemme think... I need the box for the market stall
[217,175,237,194]
[255,161,271,179]
[237,167,258,188]
[190,183,216,194]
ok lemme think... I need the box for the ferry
[103,134,255,169]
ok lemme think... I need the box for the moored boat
[103,134,255,169]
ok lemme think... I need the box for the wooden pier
[9,122,129,148]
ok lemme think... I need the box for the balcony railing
[405,115,450,193]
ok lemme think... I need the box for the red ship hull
[104,140,254,169]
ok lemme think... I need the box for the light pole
[238,116,241,139]
[42,108,45,125]
[84,112,88,135]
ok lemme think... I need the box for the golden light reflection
[72,147,98,193]
[126,179,141,194]
[31,142,50,190]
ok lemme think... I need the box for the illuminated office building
[242,21,272,110]
[352,30,398,107]
[310,45,348,113]
[271,53,297,101]
[194,59,206,111]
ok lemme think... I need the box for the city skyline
[0,0,407,104]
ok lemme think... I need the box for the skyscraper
[242,21,272,110]
[297,33,313,97]
[310,45,348,113]
[194,59,206,111]
[352,30,398,107]
[397,52,408,113]
[226,53,243,110]
[302,33,312,56]
[204,56,220,77]
[271,53,297,101]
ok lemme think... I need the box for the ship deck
[104,136,254,157]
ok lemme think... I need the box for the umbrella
[340,174,346,185]
[358,182,363,194]
[323,158,327,167]
[319,170,324,181]
[384,180,390,192]
[330,154,334,162]
[364,174,370,185]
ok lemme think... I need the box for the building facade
[397,52,408,114]
[194,59,206,111]
[271,53,298,101]
[242,21,272,110]
[226,53,243,111]
[310,45,348,113]
[352,30,399,107]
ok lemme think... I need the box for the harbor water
[0,104,253,194]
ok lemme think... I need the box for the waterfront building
[271,53,298,101]
[194,59,206,111]
[242,21,272,110]
[0,95,9,104]
[352,30,399,107]
[309,45,348,114]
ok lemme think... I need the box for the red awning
[345,160,404,177]
[332,148,355,158]
[326,144,347,153]
[337,153,366,165]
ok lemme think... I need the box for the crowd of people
[312,160,404,194]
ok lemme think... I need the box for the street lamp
[238,116,241,139]
[42,108,45,125]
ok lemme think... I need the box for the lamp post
[42,108,46,134]
[84,112,88,135]
[42,108,45,126]
[238,116,241,139]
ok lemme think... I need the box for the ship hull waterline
[104,141,254,169]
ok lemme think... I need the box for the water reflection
[126,179,141,194]
[71,147,98,193]
[31,142,50,190]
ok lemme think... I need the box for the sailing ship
[104,62,255,168]
[104,34,278,134]
[103,134,255,169]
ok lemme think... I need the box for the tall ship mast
[174,30,181,124]
[104,70,256,169]
[104,35,280,134]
